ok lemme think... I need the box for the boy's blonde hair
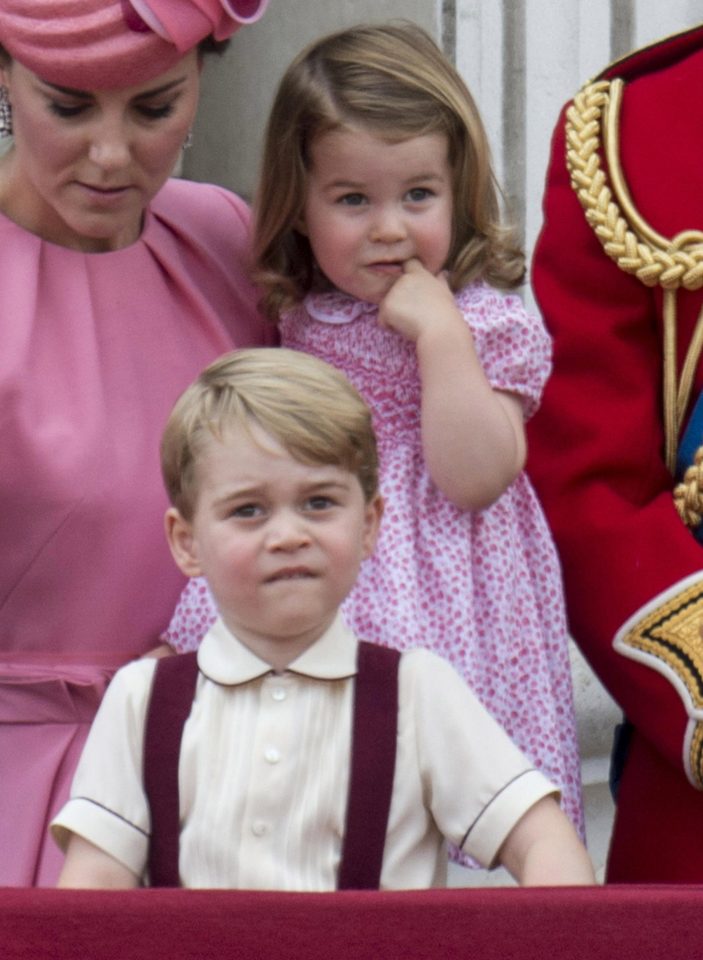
[161,348,379,520]
[254,20,525,321]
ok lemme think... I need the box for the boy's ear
[361,493,383,560]
[164,508,202,578]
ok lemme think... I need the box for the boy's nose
[266,512,311,551]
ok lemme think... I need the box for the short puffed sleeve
[456,282,552,419]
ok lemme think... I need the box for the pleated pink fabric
[0,177,270,885]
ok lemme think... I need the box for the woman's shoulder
[150,178,251,232]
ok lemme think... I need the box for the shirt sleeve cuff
[461,768,558,868]
[51,797,148,879]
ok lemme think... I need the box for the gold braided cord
[566,79,703,487]
[662,290,678,473]
[674,446,703,528]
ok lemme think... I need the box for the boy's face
[166,420,382,668]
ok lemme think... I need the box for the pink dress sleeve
[456,282,552,420]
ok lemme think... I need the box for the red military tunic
[528,24,703,881]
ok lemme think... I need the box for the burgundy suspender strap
[143,641,400,889]
[143,651,199,888]
[337,641,401,891]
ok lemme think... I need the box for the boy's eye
[306,495,335,510]
[231,503,262,519]
[338,193,367,207]
[406,187,433,202]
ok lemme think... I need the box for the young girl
[165,21,584,844]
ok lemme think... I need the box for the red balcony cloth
[1,885,702,959]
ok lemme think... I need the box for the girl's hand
[381,258,528,510]
[377,258,463,342]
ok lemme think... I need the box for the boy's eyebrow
[211,477,353,506]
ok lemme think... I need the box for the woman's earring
[0,86,12,138]
[182,129,193,150]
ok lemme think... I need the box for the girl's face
[0,51,200,252]
[300,125,454,304]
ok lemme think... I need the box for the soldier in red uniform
[528,24,703,882]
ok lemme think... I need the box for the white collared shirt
[52,615,555,889]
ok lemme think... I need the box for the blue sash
[676,390,703,544]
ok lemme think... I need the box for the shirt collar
[197,613,359,686]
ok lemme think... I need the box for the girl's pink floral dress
[165,281,584,841]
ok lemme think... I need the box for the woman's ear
[0,60,11,93]
[164,508,202,578]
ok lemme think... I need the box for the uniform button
[264,747,281,764]
[252,820,268,837]
[272,688,286,701]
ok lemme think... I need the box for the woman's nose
[87,121,131,171]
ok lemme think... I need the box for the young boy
[52,348,594,889]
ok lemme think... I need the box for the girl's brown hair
[253,21,525,321]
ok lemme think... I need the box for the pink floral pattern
[165,282,584,846]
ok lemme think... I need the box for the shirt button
[264,747,281,764]
[252,820,268,837]
[272,688,286,701]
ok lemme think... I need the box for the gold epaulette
[565,78,703,525]
[615,576,703,788]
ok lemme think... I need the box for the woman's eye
[49,101,87,118]
[136,102,176,120]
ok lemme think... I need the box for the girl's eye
[406,187,433,202]
[338,193,366,207]
[135,102,176,120]
[49,101,87,118]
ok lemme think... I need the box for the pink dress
[166,283,584,840]
[0,177,271,886]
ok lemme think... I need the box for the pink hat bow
[0,0,268,88]
[126,0,268,50]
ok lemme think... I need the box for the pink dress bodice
[1,177,271,885]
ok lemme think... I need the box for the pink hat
[0,0,269,89]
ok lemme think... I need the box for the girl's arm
[378,259,525,510]
[58,834,140,889]
[497,796,596,886]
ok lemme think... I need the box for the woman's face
[0,50,200,251]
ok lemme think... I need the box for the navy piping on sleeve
[460,768,537,848]
[74,797,149,837]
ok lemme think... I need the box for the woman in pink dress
[166,22,585,858]
[0,0,270,886]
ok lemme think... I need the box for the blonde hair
[254,20,525,321]
[161,347,379,520]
